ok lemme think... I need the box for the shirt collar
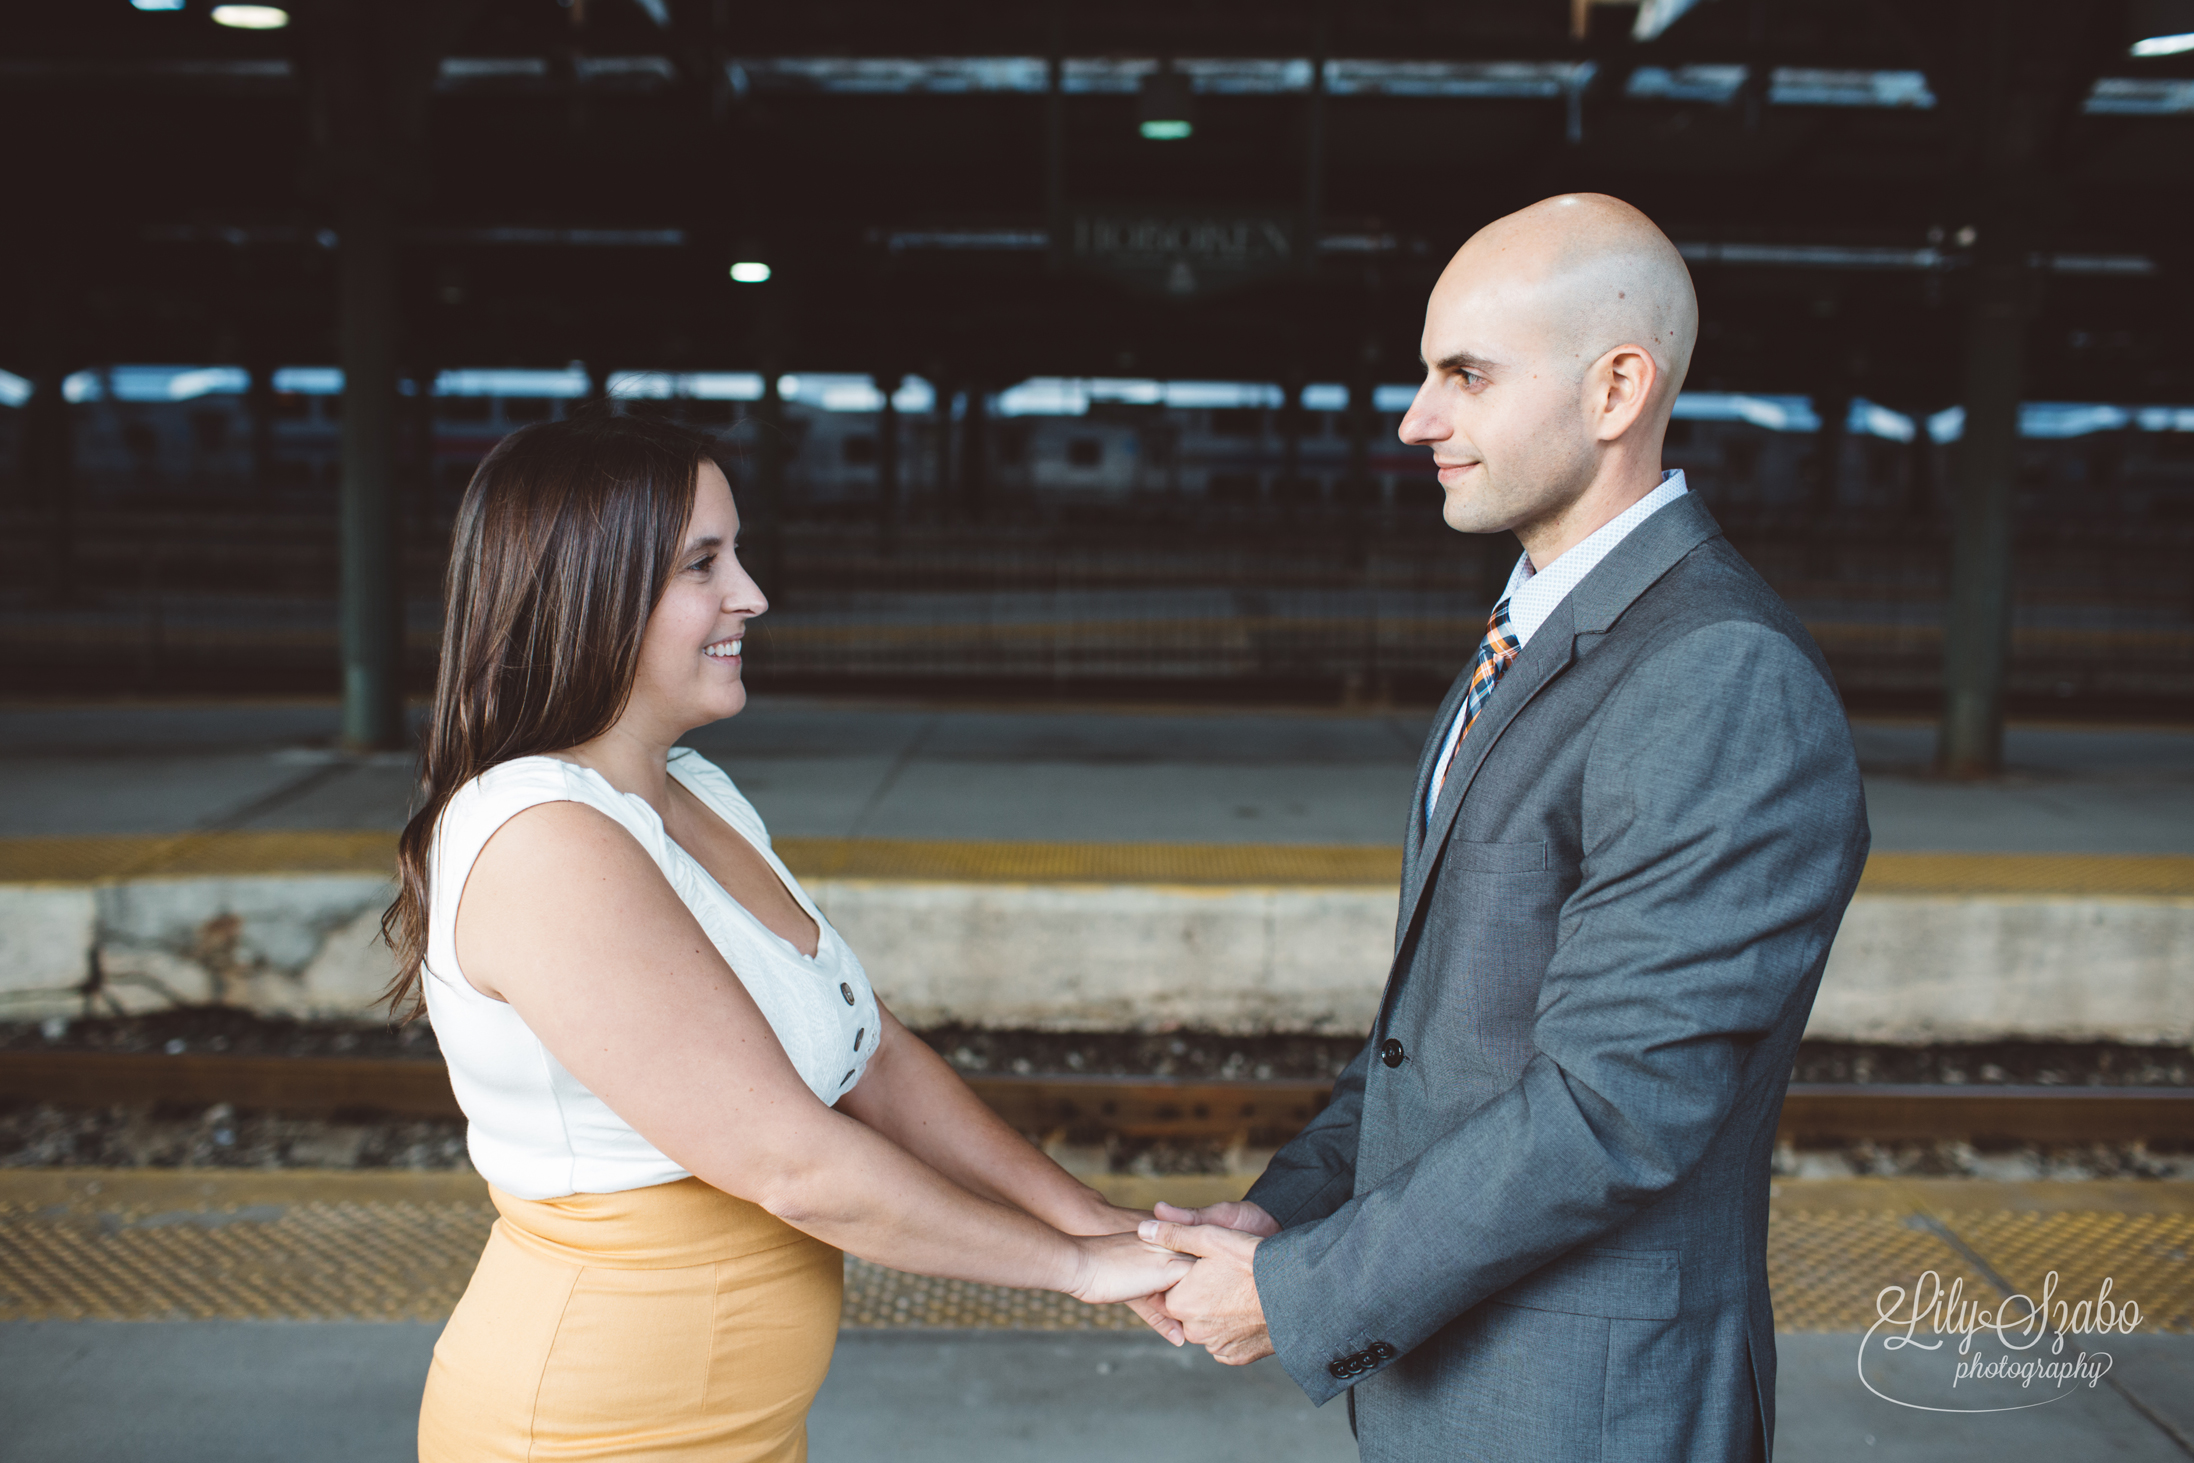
[1498,469,1689,647]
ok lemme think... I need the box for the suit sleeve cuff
[1254,1221,1358,1407]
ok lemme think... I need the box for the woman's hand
[1064,1231,1194,1306]
[1054,1195,1155,1238]
[1059,1206,1190,1345]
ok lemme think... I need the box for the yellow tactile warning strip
[0,831,402,884]
[2,833,2191,895]
[1766,1179,2194,1333]
[1,1171,2189,1333]
[774,839,1400,886]
[1858,853,2194,898]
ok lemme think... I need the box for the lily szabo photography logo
[1860,1269,2142,1414]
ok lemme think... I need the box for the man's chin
[1440,491,1508,536]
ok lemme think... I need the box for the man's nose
[1397,386,1444,446]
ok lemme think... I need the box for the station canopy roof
[3,0,2191,408]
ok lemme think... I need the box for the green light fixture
[1138,64,1194,141]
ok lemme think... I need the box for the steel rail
[2,1052,2190,1146]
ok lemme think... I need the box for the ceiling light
[2132,31,2194,54]
[1137,65,1194,140]
[2130,0,2194,54]
[211,5,290,28]
[130,0,187,11]
[728,261,771,283]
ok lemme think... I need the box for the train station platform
[1,1167,2190,1461]
[0,698,2189,1043]
[2,696,2190,851]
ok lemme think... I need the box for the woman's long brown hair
[380,410,717,1021]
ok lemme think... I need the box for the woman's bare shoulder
[455,798,688,998]
[470,797,661,892]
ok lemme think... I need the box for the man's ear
[1592,344,1660,442]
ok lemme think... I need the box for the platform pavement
[0,696,2190,852]
[4,1322,2190,1462]
[3,1169,2191,1459]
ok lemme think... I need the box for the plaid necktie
[1428,598,1520,814]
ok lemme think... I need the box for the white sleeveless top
[422,748,880,1200]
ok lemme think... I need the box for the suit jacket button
[1328,1360,1351,1380]
[1369,1341,1396,1361]
[1379,1038,1406,1068]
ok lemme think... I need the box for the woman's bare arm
[453,801,1187,1303]
[835,1010,1141,1237]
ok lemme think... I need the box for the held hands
[1053,1197,1188,1344]
[1138,1199,1279,1366]
[1055,1196,1280,1361]
[1065,1230,1195,1341]
[1153,1198,1280,1237]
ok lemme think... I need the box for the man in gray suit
[1141,194,1869,1461]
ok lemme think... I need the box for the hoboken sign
[1070,210,1298,298]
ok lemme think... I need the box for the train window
[1209,408,1262,438]
[683,400,736,425]
[191,410,228,452]
[1066,437,1103,468]
[502,397,557,423]
[842,434,877,465]
[437,397,492,422]
[270,393,311,420]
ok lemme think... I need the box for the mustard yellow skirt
[418,1177,842,1462]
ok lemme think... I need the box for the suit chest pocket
[1441,838,1567,934]
[1449,839,1548,876]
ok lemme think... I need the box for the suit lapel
[1392,600,1579,952]
[1402,666,1475,878]
[1385,492,1726,967]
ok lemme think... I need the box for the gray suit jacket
[1246,494,1868,1462]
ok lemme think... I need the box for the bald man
[1144,196,1869,1461]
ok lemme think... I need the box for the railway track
[4,1050,2190,1146]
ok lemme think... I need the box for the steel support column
[25,366,75,603]
[1936,244,2028,777]
[754,366,786,603]
[874,373,901,557]
[959,385,988,521]
[337,188,403,751]
[1300,24,1326,276]
[246,360,275,501]
[931,375,956,505]
[1345,339,1375,509]
[1044,10,1065,272]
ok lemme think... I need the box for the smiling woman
[381,410,710,1012]
[376,409,1188,1462]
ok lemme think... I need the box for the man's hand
[1125,1294,1185,1346]
[1139,1219,1274,1365]
[1152,1199,1280,1237]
